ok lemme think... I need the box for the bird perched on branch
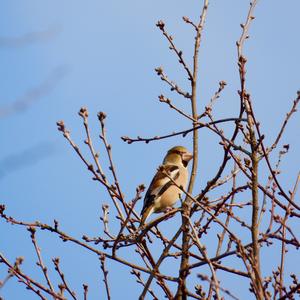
[140,146,193,225]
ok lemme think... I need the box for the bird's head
[163,146,193,167]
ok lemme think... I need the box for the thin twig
[99,255,111,300]
[121,117,246,144]
[28,227,55,296]
[53,258,77,300]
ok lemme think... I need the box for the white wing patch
[152,167,180,196]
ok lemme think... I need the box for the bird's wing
[141,165,180,215]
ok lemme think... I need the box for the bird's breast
[154,166,188,212]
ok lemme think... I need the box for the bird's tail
[140,206,154,227]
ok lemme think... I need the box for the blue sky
[1,1,299,299]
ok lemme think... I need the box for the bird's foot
[163,207,173,213]
[163,207,176,220]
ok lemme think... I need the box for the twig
[189,219,221,300]
[99,255,111,300]
[56,120,121,199]
[279,172,300,297]
[28,227,55,296]
[175,1,209,294]
[198,80,227,119]
[53,258,77,300]
[208,163,238,299]
[0,253,63,300]
[83,284,88,300]
[156,22,193,81]
[267,92,300,154]
[0,207,177,282]
[139,228,181,300]
[155,67,191,99]
[121,117,246,144]
[98,112,127,213]
[112,185,144,255]
[198,274,240,300]
[131,269,158,300]
[158,95,196,121]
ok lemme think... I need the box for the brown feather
[140,146,192,225]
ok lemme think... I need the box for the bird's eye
[174,150,182,155]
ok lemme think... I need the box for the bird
[140,146,193,226]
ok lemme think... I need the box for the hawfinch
[140,146,193,225]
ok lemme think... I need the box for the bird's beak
[182,152,193,162]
